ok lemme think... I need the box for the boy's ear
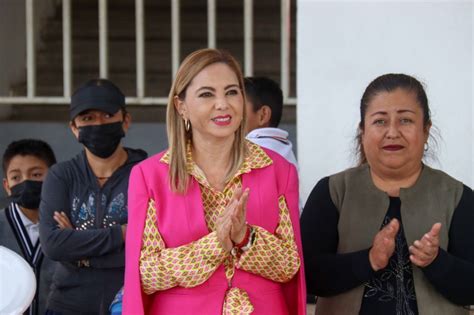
[258,105,272,127]
[3,178,11,196]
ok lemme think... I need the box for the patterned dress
[139,142,300,314]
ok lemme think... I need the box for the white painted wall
[297,1,473,202]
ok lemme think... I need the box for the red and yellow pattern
[223,287,255,315]
[140,199,227,293]
[237,195,300,282]
[140,141,300,314]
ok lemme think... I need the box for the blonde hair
[166,48,247,193]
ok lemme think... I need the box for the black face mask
[78,121,125,158]
[10,180,43,210]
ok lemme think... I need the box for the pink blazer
[123,148,306,315]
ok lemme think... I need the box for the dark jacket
[0,203,55,315]
[39,148,147,314]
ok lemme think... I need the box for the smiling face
[175,62,244,145]
[361,88,430,176]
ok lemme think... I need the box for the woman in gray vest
[301,73,473,315]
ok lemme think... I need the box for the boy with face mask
[1,139,57,315]
[39,79,147,315]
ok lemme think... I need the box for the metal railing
[0,0,295,106]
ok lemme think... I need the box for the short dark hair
[357,73,432,164]
[244,77,283,127]
[2,139,57,173]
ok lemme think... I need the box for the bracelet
[233,225,251,249]
[230,226,255,257]
[240,227,255,252]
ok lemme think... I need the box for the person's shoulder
[248,127,289,138]
[255,145,298,195]
[422,165,466,203]
[329,164,367,182]
[46,160,72,180]
[124,147,148,164]
[255,144,298,181]
[260,145,291,167]
[0,208,12,237]
[246,128,292,149]
[0,208,7,221]
[49,152,83,173]
[421,166,471,212]
[128,150,169,190]
[133,149,169,171]
[326,165,369,204]
[43,153,87,187]
[423,165,464,187]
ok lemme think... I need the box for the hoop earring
[185,119,190,132]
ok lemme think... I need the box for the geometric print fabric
[140,141,300,314]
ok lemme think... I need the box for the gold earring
[184,118,190,132]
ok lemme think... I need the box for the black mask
[78,121,125,158]
[10,180,43,210]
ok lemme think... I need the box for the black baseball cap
[70,79,126,120]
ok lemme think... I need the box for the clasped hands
[369,219,442,271]
[216,187,250,252]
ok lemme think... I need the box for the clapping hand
[230,188,249,245]
[369,219,399,271]
[216,187,250,252]
[409,223,441,267]
[216,191,238,252]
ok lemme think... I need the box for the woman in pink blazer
[123,48,306,315]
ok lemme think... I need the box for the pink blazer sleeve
[123,163,150,315]
[260,148,306,314]
[281,161,307,315]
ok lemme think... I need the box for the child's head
[244,76,283,132]
[2,139,56,208]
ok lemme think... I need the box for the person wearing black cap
[39,79,147,315]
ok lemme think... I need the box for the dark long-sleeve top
[301,177,474,307]
[39,148,147,314]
